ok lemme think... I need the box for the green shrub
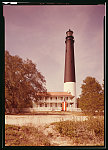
[85,116,104,138]
[53,116,104,145]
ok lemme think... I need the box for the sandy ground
[5,115,88,127]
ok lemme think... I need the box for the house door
[62,102,67,111]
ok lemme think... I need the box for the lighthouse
[32,29,79,112]
[64,29,77,108]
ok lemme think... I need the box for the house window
[55,103,57,107]
[50,103,52,107]
[40,103,42,107]
[70,103,73,107]
[66,97,68,100]
[67,103,68,107]
[45,103,47,107]
[56,97,57,100]
[50,97,52,100]
[61,103,62,107]
[61,97,63,100]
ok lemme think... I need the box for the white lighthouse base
[64,82,77,109]
[64,82,76,96]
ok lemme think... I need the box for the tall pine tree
[78,76,104,115]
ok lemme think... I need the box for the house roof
[47,92,72,96]
[37,92,74,98]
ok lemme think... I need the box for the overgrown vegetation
[5,124,51,146]
[53,116,104,146]
[5,116,104,146]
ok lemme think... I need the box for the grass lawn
[5,111,85,116]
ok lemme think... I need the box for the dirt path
[40,124,73,146]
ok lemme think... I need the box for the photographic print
[4,4,105,147]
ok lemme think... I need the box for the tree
[99,80,104,111]
[78,76,104,115]
[5,51,47,113]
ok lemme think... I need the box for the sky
[3,5,105,97]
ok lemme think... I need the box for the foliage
[5,51,47,113]
[78,76,104,115]
[86,116,104,138]
[53,117,104,146]
[5,124,51,146]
